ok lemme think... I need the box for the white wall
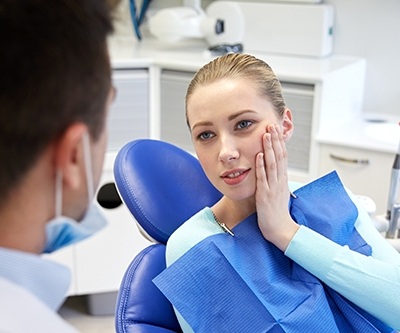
[325,0,400,116]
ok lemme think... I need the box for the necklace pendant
[219,222,235,236]
[212,211,235,236]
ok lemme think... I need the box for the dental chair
[113,139,222,333]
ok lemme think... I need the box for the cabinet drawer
[108,69,149,151]
[282,82,314,173]
[319,144,394,214]
[160,70,194,152]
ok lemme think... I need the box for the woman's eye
[236,120,253,130]
[198,132,215,141]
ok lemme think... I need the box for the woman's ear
[54,123,88,190]
[281,109,294,142]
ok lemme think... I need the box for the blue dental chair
[113,139,222,333]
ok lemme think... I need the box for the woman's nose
[218,136,239,163]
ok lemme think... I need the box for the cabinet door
[108,69,149,151]
[281,82,314,181]
[160,69,194,152]
[74,166,151,295]
[319,144,393,214]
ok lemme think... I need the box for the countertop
[107,37,366,83]
[317,113,399,154]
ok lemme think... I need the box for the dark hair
[186,53,286,127]
[0,0,116,200]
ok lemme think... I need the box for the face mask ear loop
[82,132,94,204]
[55,170,63,218]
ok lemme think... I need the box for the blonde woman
[155,53,400,333]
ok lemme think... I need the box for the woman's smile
[221,168,251,185]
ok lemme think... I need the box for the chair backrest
[113,139,222,333]
[114,139,222,244]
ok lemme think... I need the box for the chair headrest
[114,139,222,244]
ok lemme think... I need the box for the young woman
[155,53,400,333]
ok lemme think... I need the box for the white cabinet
[45,69,151,297]
[319,144,393,215]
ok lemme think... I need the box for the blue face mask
[43,133,107,254]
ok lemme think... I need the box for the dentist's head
[0,0,117,253]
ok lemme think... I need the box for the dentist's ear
[54,123,88,190]
[281,109,294,142]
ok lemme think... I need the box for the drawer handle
[329,154,370,165]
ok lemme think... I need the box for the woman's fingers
[262,131,274,186]
[263,124,288,184]
[256,152,267,194]
[274,124,288,182]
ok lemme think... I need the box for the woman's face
[187,78,293,203]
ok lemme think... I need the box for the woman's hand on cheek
[255,124,299,251]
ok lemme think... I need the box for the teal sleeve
[285,220,400,329]
[286,180,400,329]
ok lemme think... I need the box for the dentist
[0,0,118,331]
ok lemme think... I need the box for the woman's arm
[285,214,400,330]
[256,124,400,329]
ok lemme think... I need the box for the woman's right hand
[255,124,299,251]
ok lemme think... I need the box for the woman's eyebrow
[192,110,258,131]
[191,121,213,131]
[228,110,257,121]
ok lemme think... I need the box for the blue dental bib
[154,171,394,333]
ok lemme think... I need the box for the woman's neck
[212,196,256,229]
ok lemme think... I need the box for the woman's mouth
[226,171,243,178]
[221,169,250,185]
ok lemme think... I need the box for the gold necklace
[212,211,235,237]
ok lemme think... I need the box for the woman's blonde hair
[185,53,287,126]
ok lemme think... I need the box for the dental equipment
[129,0,152,40]
[386,124,400,239]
